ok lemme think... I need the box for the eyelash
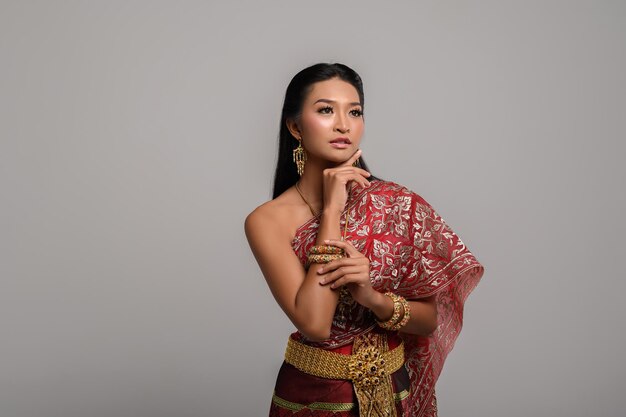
[318,106,363,117]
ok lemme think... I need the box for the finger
[324,174,367,192]
[355,177,371,188]
[340,149,363,167]
[347,173,372,188]
[316,256,359,274]
[332,166,371,178]
[343,173,371,188]
[322,239,361,258]
[329,274,363,289]
[331,171,370,189]
[353,167,372,178]
[319,266,362,285]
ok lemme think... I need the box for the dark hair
[272,62,381,199]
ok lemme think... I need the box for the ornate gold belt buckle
[348,332,398,417]
[348,344,387,388]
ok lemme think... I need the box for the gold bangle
[393,296,411,331]
[376,292,411,331]
[306,253,343,267]
[376,292,403,330]
[309,244,344,255]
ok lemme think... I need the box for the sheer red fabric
[271,179,485,417]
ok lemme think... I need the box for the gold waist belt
[284,332,405,417]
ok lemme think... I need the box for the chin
[326,154,352,165]
[309,148,357,165]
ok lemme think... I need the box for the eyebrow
[313,98,362,106]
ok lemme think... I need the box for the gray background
[2,1,624,416]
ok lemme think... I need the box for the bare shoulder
[244,190,302,243]
[245,199,280,233]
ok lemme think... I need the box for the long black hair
[272,62,380,199]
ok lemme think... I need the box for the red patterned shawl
[290,179,485,417]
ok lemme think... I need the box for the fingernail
[317,268,323,274]
[320,279,325,284]
[324,239,330,243]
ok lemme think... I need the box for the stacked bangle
[309,244,344,255]
[376,292,411,331]
[395,296,411,329]
[306,244,345,268]
[307,253,343,265]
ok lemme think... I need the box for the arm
[244,207,343,341]
[315,237,439,337]
[367,292,438,336]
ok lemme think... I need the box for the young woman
[245,63,485,417]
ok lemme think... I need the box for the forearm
[368,292,438,337]
[294,210,343,340]
[399,298,438,336]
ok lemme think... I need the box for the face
[289,77,364,165]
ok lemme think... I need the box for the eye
[318,105,333,114]
[350,109,363,117]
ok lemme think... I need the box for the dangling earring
[293,138,306,176]
[353,157,360,168]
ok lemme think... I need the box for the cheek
[352,119,364,132]
[302,113,334,134]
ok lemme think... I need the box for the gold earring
[293,139,306,176]
[353,157,360,168]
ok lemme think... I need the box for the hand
[322,149,371,215]
[316,238,377,309]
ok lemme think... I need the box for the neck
[296,157,336,209]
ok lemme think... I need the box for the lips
[330,137,351,144]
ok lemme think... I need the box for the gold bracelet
[309,244,344,255]
[393,296,411,331]
[376,292,411,331]
[306,253,343,267]
[376,292,403,330]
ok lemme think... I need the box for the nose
[334,112,350,133]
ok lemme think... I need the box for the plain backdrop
[1,1,625,416]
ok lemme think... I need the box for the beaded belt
[284,332,404,417]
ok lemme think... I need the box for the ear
[286,117,302,141]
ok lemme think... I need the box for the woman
[245,63,485,417]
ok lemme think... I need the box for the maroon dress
[269,179,485,417]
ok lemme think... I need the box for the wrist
[322,206,344,217]
[368,291,394,321]
[376,292,411,331]
[322,207,342,220]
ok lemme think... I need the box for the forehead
[305,78,361,104]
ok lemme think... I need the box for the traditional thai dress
[269,179,485,417]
